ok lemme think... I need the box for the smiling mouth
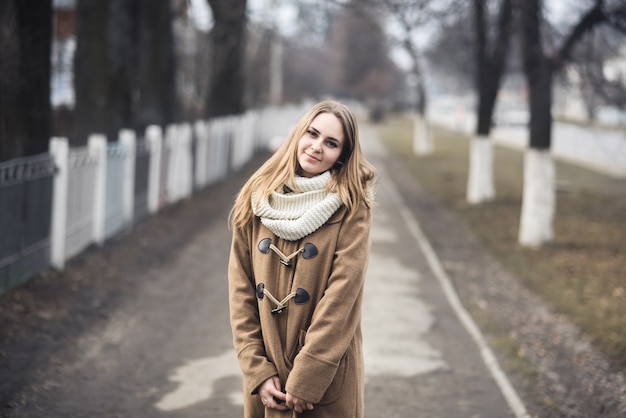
[304,153,320,162]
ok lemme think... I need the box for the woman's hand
[286,392,314,414]
[258,376,288,411]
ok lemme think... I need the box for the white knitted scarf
[252,171,342,241]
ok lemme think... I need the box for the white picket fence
[47,103,309,270]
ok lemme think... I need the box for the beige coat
[228,203,372,418]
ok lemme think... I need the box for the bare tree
[243,25,273,108]
[74,0,176,142]
[573,28,626,118]
[379,0,452,154]
[108,0,139,135]
[327,0,400,110]
[206,0,247,117]
[426,14,474,92]
[0,0,52,160]
[466,0,514,204]
[273,0,337,103]
[73,0,110,144]
[136,0,177,130]
[518,0,626,246]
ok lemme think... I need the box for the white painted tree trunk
[466,135,495,204]
[519,148,555,247]
[413,113,432,156]
[269,32,283,105]
[146,125,162,214]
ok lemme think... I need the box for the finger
[269,398,289,411]
[290,402,302,413]
[270,375,282,390]
[272,391,287,403]
[269,377,286,401]
[293,401,308,413]
[306,402,314,410]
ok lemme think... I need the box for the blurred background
[1,0,625,285]
[1,0,625,290]
[0,0,624,158]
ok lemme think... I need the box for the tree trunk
[206,0,247,117]
[470,72,498,204]
[410,50,431,156]
[466,0,513,204]
[519,148,554,246]
[136,0,177,130]
[74,0,110,144]
[527,67,553,149]
[466,136,494,203]
[0,0,52,160]
[412,112,432,156]
[517,0,618,246]
[108,0,139,136]
[519,0,555,246]
[269,29,283,106]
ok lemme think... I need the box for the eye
[307,129,318,138]
[325,140,338,148]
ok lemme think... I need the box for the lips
[304,153,320,162]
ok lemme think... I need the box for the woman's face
[296,112,345,178]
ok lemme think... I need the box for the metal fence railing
[0,103,310,294]
[0,155,56,293]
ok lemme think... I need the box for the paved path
[1,126,524,417]
[361,127,521,417]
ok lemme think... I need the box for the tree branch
[553,0,606,69]
[606,4,626,33]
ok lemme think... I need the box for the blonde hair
[229,100,376,230]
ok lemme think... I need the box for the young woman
[228,100,376,417]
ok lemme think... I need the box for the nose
[309,140,321,152]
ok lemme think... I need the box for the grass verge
[376,115,626,374]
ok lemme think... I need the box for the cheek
[297,137,309,153]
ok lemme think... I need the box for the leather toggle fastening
[302,243,318,259]
[256,283,310,315]
[257,238,318,267]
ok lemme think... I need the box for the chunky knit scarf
[252,171,342,241]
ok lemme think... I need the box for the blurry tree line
[367,0,626,138]
[348,0,624,246]
[247,0,404,114]
[0,0,256,159]
[1,0,624,173]
[0,0,405,161]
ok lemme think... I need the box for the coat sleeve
[285,203,372,402]
[228,223,279,395]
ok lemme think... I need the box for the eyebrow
[309,125,341,144]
